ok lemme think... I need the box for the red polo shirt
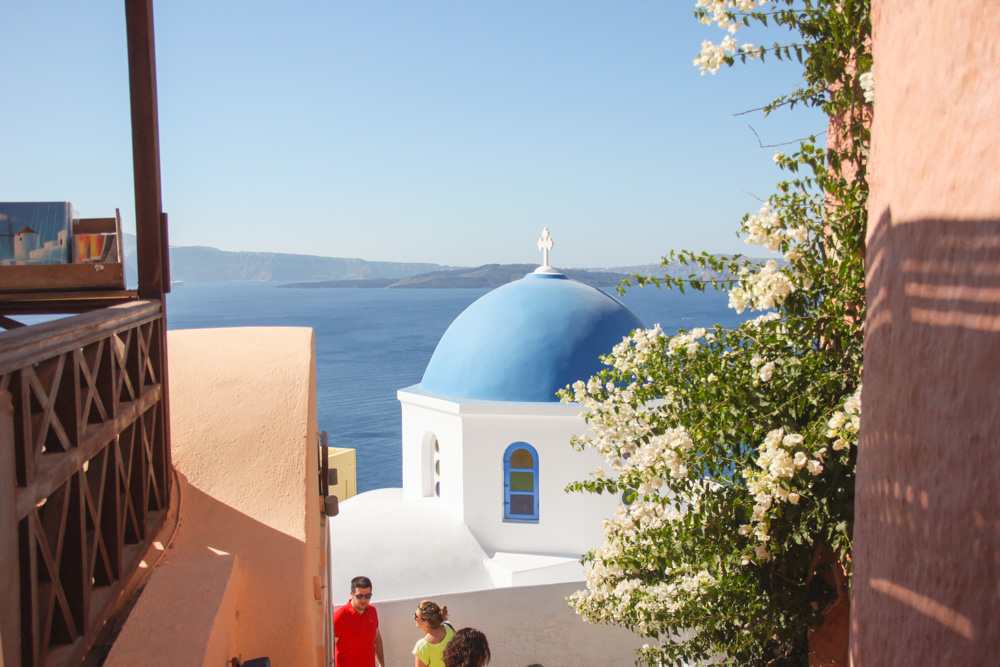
[333,600,379,667]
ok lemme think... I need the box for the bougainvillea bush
[561,2,871,664]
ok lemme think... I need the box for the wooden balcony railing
[0,301,171,667]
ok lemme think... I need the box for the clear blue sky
[1,1,824,268]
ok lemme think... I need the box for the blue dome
[419,271,646,402]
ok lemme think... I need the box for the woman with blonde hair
[412,600,454,667]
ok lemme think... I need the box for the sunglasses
[354,593,373,600]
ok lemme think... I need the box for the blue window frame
[503,442,538,521]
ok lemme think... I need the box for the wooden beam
[0,264,126,293]
[125,0,167,300]
[0,301,161,375]
[0,292,139,317]
[0,316,25,330]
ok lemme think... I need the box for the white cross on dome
[537,228,554,267]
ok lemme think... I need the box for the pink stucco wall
[854,1,1000,664]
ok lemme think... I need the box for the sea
[164,281,746,492]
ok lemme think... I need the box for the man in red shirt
[333,575,385,667]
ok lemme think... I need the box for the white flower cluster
[741,428,826,562]
[694,35,738,75]
[564,325,732,632]
[728,260,797,313]
[739,388,861,565]
[608,324,666,373]
[696,0,768,34]
[749,353,772,381]
[726,200,816,314]
[648,570,717,617]
[568,327,714,482]
[859,71,874,104]
[632,426,694,480]
[599,501,684,562]
[571,500,685,631]
[747,311,781,328]
[744,201,783,251]
[602,406,695,482]
[744,201,809,252]
[667,326,709,359]
[572,527,716,637]
[827,386,862,451]
[693,1,768,75]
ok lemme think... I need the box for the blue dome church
[330,231,652,667]
[394,229,645,580]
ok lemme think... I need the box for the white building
[330,235,649,664]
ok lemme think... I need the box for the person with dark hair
[442,627,491,667]
[333,575,385,667]
[412,600,454,667]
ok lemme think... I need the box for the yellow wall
[327,447,357,502]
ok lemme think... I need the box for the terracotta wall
[854,1,1000,664]
[106,327,324,666]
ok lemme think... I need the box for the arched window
[434,437,440,497]
[503,442,538,522]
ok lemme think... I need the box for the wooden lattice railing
[0,301,171,667]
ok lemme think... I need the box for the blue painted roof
[419,271,646,402]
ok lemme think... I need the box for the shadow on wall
[854,208,1000,665]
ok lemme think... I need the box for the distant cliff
[121,235,760,287]
[169,246,448,283]
[279,264,630,289]
[388,264,629,288]
[123,235,450,284]
[600,258,747,280]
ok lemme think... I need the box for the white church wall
[400,389,619,559]
[375,582,647,667]
[399,393,466,516]
[459,407,617,557]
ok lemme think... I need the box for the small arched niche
[421,431,441,498]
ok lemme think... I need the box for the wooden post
[125,0,172,517]
[0,391,21,667]
[125,0,167,300]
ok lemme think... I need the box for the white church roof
[329,489,496,599]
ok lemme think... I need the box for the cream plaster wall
[854,1,1000,664]
[106,552,241,667]
[108,327,324,666]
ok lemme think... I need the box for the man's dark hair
[351,575,373,592]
